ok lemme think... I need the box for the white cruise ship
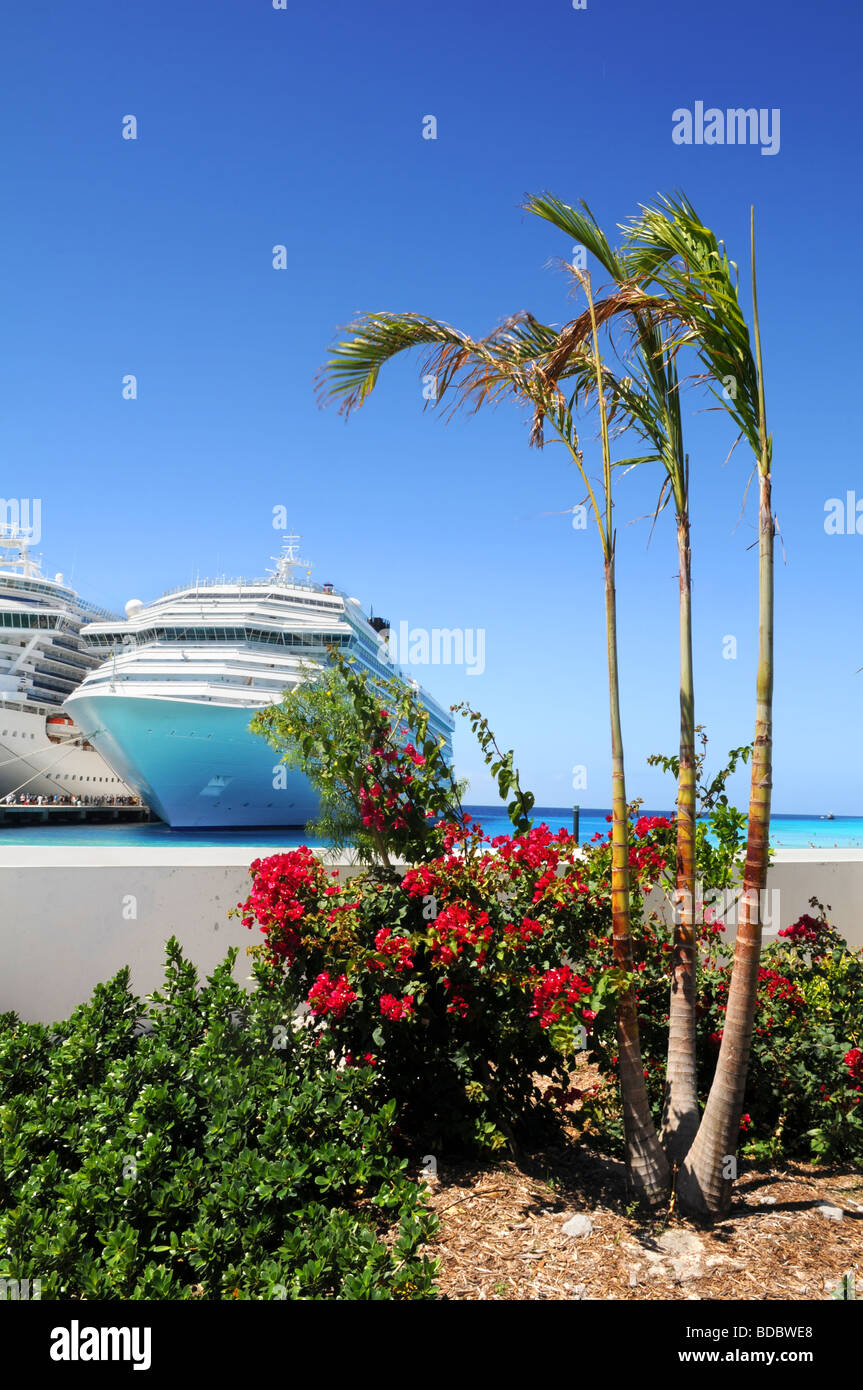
[64,536,455,828]
[0,528,134,802]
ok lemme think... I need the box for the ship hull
[0,703,133,800]
[63,692,321,828]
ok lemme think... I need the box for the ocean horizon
[1,805,862,850]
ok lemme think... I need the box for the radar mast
[269,532,312,586]
[0,525,43,580]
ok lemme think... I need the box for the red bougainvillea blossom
[429,903,492,967]
[846,1047,863,1084]
[371,927,414,973]
[236,846,328,964]
[307,971,357,1020]
[778,913,825,952]
[530,965,592,1029]
[380,992,414,1021]
[503,915,545,949]
[757,967,804,1009]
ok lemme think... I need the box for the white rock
[562,1214,594,1239]
[817,1204,844,1222]
[657,1230,706,1257]
[639,1230,709,1283]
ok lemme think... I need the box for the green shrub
[0,940,438,1300]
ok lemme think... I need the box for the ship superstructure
[0,527,133,801]
[65,535,454,827]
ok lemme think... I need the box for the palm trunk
[605,555,670,1205]
[661,508,700,1163]
[677,468,773,1217]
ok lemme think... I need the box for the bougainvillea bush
[238,808,863,1167]
[243,660,634,1153]
[236,823,611,1153]
[248,671,862,1168]
[0,940,438,1300]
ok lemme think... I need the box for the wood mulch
[414,1144,863,1301]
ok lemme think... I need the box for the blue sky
[1,0,860,812]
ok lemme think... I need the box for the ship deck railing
[155,577,343,600]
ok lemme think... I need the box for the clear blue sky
[1,0,860,812]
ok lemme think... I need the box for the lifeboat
[46,714,76,743]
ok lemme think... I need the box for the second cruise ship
[0,527,134,803]
[64,536,455,827]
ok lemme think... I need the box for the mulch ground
[414,1145,863,1301]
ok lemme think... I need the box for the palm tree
[523,195,700,1165]
[617,196,773,1217]
[316,296,670,1203]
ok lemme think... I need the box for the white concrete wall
[0,847,365,1023]
[648,851,863,949]
[766,851,862,947]
[0,847,860,1023]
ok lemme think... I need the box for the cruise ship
[0,528,134,801]
[64,536,455,828]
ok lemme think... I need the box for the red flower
[307,971,356,1020]
[373,927,414,973]
[380,992,414,1022]
[402,863,440,899]
[530,966,592,1029]
[428,902,492,966]
[237,846,328,965]
[757,967,804,1009]
[778,913,826,953]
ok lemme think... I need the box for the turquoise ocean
[2,806,862,850]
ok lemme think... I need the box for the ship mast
[269,532,312,586]
[0,525,42,580]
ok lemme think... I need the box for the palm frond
[621,193,768,464]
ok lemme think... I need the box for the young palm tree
[522,196,700,1164]
[316,298,670,1203]
[618,197,773,1217]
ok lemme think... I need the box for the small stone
[571,1283,587,1300]
[562,1214,593,1239]
[817,1204,844,1222]
[628,1271,638,1287]
[654,1230,707,1283]
[656,1230,705,1258]
[761,1196,777,1205]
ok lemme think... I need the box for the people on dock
[1,793,141,807]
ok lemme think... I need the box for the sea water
[1,806,862,849]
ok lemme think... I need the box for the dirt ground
[416,1144,863,1301]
